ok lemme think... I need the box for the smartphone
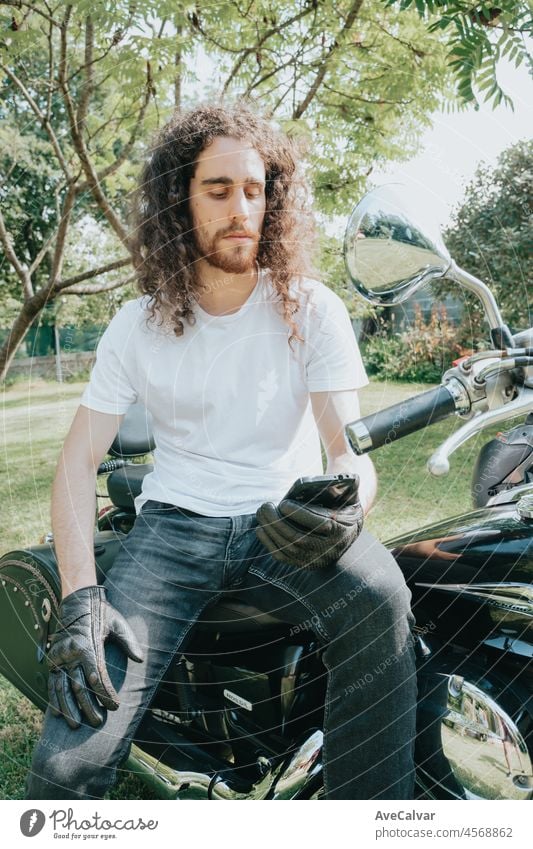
[284,474,359,510]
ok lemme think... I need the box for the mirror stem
[448,262,513,346]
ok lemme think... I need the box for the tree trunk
[0,293,51,383]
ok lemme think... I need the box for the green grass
[0,376,508,798]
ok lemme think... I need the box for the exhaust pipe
[126,729,323,800]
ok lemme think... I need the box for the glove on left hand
[255,487,364,570]
[46,585,144,730]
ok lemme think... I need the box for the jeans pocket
[140,500,176,514]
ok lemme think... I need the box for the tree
[189,0,452,212]
[0,1,199,378]
[443,139,532,338]
[0,1,468,380]
[388,1,532,108]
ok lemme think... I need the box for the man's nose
[229,188,250,220]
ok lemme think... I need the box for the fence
[5,351,95,382]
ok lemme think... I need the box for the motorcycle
[1,186,532,800]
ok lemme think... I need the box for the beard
[193,224,260,274]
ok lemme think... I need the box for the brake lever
[427,387,533,477]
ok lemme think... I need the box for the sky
[372,58,533,229]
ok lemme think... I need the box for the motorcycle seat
[107,464,152,511]
[109,402,155,458]
[196,598,288,632]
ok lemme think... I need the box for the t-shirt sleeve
[305,288,368,392]
[79,305,138,414]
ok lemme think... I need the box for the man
[26,103,417,800]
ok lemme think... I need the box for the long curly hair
[131,103,316,344]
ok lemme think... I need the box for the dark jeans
[25,501,417,800]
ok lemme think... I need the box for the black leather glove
[46,585,144,729]
[255,484,364,570]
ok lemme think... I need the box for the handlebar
[97,459,127,475]
[346,382,464,454]
[427,388,533,476]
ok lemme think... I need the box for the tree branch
[95,61,153,183]
[54,257,132,292]
[219,3,317,95]
[45,15,54,121]
[293,0,365,120]
[0,206,33,297]
[64,24,132,88]
[322,81,413,106]
[0,61,72,180]
[244,53,299,97]
[0,0,60,27]
[48,183,76,288]
[58,5,129,247]
[76,15,94,133]
[373,20,426,59]
[243,25,318,97]
[28,229,54,277]
[60,272,135,295]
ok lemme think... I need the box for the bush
[361,304,467,383]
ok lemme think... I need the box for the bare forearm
[50,406,124,598]
[51,453,98,599]
[325,451,377,515]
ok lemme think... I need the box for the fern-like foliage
[384,1,532,108]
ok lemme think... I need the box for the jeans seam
[247,566,330,643]
[222,518,238,589]
[98,592,223,799]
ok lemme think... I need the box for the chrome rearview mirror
[343,184,451,306]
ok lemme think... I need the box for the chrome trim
[126,730,323,800]
[271,730,323,799]
[474,359,519,385]
[517,495,533,520]
[440,675,533,799]
[460,351,505,371]
[487,482,533,506]
[346,420,373,454]
[444,376,471,414]
[427,388,533,476]
[127,745,277,800]
[415,581,533,615]
[448,263,507,332]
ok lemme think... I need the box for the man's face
[188,136,266,274]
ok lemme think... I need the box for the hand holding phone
[255,474,363,570]
[284,474,359,511]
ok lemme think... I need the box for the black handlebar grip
[346,384,459,454]
[97,458,126,475]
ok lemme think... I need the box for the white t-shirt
[80,269,368,516]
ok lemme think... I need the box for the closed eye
[209,188,263,200]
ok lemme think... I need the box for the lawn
[0,376,504,799]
